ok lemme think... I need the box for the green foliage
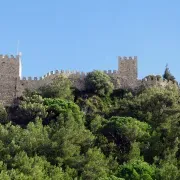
[1,76,180,179]
[163,65,176,82]
[101,117,151,162]
[117,160,156,180]
[9,95,47,125]
[39,75,74,100]
[81,148,110,179]
[77,95,111,117]
[116,87,180,127]
[3,151,71,179]
[89,115,105,134]
[49,111,95,166]
[85,70,114,96]
[105,117,151,142]
[43,98,84,125]
[155,138,180,180]
[0,104,8,124]
[101,176,125,180]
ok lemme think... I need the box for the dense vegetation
[0,71,180,179]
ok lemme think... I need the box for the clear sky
[0,0,180,80]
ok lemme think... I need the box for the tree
[77,95,111,117]
[101,117,151,162]
[116,87,180,128]
[1,67,180,179]
[6,151,70,179]
[117,160,156,180]
[43,98,84,124]
[0,104,8,124]
[39,75,74,100]
[163,64,176,82]
[81,148,110,179]
[8,95,47,126]
[155,138,180,180]
[85,70,114,96]
[48,110,95,166]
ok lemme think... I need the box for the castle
[0,54,176,105]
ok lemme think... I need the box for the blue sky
[0,0,180,80]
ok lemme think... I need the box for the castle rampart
[0,54,177,105]
[141,76,177,88]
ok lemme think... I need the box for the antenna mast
[17,40,20,55]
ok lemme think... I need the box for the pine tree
[163,64,175,82]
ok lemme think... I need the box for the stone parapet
[0,54,177,106]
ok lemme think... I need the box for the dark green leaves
[85,70,114,96]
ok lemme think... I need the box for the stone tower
[118,56,138,88]
[0,54,22,78]
[0,54,22,105]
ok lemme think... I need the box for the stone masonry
[0,54,177,105]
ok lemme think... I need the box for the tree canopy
[39,75,74,100]
[163,65,176,82]
[0,70,179,179]
[85,70,114,96]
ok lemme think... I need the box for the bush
[85,70,114,96]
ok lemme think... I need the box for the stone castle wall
[0,55,177,105]
[0,55,21,78]
[141,76,177,88]
[0,75,18,105]
[0,55,21,105]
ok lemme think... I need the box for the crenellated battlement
[0,53,178,105]
[21,69,120,82]
[141,75,177,88]
[0,54,21,81]
[118,56,137,61]
[103,70,119,75]
[43,70,87,78]
[0,54,20,61]
[22,77,39,81]
[142,75,162,82]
